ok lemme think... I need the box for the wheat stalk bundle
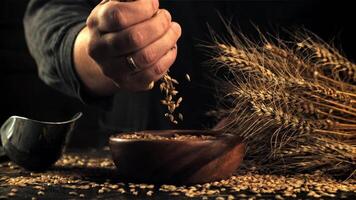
[207,27,356,178]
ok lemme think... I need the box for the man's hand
[74,0,181,95]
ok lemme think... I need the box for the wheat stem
[305,93,356,112]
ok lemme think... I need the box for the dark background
[1,0,355,148]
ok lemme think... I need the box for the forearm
[24,0,94,99]
[73,26,118,96]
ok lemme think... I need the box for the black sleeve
[23,0,94,100]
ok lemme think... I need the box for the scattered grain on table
[0,153,355,199]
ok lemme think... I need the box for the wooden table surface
[0,149,355,200]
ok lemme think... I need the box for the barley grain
[7,193,15,197]
[160,74,185,124]
[185,74,191,81]
[37,191,44,196]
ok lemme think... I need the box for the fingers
[89,21,181,71]
[98,46,178,92]
[131,22,181,69]
[102,9,172,55]
[88,0,159,32]
[126,46,178,91]
[85,0,181,92]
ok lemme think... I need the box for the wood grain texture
[109,130,245,184]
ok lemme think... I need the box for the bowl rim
[2,112,83,125]
[109,129,231,143]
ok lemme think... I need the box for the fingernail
[99,0,110,5]
[172,23,182,36]
[154,9,161,17]
[161,9,172,22]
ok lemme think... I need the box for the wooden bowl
[109,130,245,184]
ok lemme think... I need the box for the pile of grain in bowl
[117,133,215,141]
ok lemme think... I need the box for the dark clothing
[24,0,347,133]
[24,0,227,132]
